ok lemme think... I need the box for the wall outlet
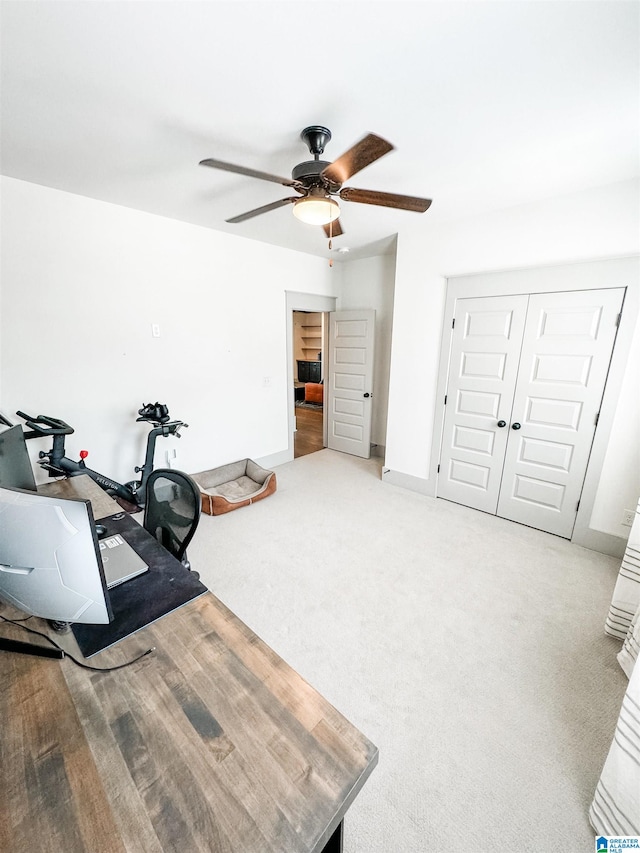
[622,509,636,527]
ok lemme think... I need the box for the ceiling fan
[199,126,432,238]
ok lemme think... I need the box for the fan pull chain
[328,219,333,267]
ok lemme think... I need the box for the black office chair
[143,468,201,573]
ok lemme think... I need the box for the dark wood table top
[37,473,122,520]
[1,592,378,852]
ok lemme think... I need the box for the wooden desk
[37,473,122,520]
[1,498,378,852]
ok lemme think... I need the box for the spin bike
[18,402,188,508]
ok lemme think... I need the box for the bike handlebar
[152,419,188,436]
[17,409,186,440]
[16,411,75,436]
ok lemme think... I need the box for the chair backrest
[143,468,201,565]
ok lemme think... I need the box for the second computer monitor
[0,424,37,492]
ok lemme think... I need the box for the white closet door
[437,295,528,513]
[497,288,624,538]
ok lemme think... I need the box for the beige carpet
[189,449,627,853]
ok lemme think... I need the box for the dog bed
[191,459,277,516]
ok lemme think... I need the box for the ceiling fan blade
[339,187,432,213]
[323,218,344,238]
[226,197,297,224]
[321,133,394,185]
[200,158,299,188]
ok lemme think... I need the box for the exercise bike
[18,402,188,508]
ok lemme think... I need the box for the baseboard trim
[381,467,436,497]
[571,526,627,559]
[382,467,627,558]
[257,449,293,469]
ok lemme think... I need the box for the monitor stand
[49,619,72,633]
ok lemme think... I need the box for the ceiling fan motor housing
[292,159,342,195]
[292,159,331,183]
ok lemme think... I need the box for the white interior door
[327,310,375,459]
[438,288,624,538]
[497,288,624,537]
[437,295,528,513]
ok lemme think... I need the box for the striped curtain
[605,498,640,653]
[589,499,640,836]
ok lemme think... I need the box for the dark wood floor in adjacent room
[294,406,324,458]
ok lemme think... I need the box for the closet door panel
[437,295,528,513]
[497,288,625,537]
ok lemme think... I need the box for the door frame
[430,256,639,556]
[285,291,337,463]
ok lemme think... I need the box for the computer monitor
[0,425,37,491]
[0,486,112,624]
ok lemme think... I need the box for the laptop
[99,534,149,589]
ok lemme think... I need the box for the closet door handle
[511,422,521,430]
[497,420,507,428]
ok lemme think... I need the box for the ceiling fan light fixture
[292,195,340,226]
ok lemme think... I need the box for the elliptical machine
[18,402,187,508]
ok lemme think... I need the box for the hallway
[293,406,323,458]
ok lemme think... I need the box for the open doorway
[293,310,325,458]
[286,291,337,463]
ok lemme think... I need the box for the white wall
[385,178,640,543]
[590,309,640,533]
[0,177,336,483]
[337,250,397,451]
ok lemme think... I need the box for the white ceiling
[1,1,638,260]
